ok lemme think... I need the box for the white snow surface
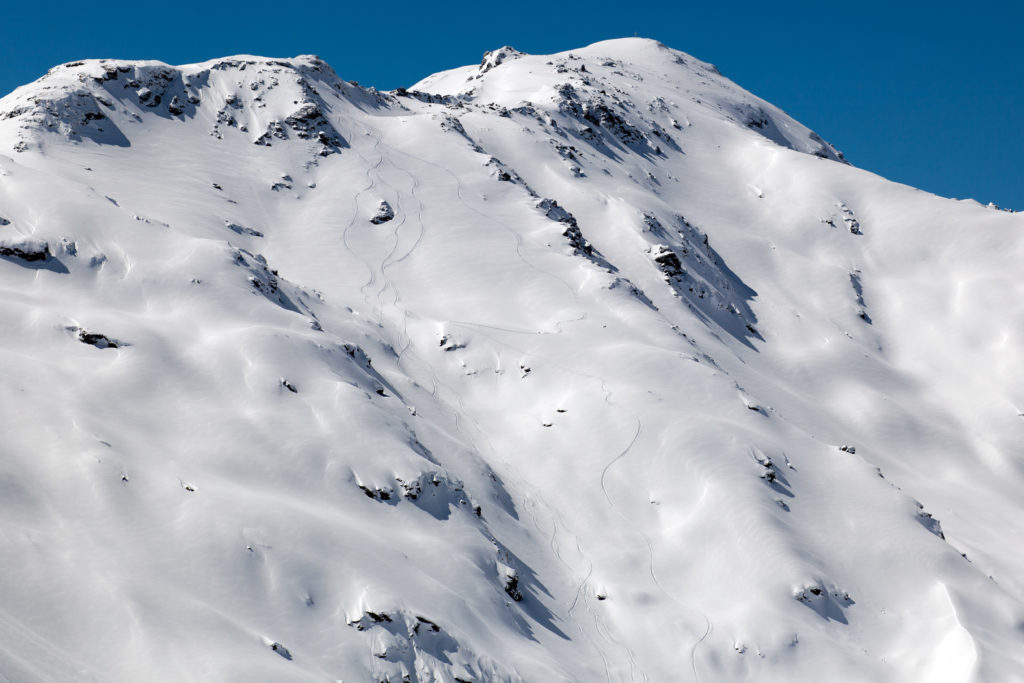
[0,38,1022,682]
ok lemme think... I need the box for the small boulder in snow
[260,636,292,660]
[78,330,119,349]
[370,200,394,225]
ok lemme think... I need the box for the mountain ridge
[1,39,844,163]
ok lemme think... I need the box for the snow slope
[0,38,1021,682]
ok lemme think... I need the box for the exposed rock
[73,328,120,349]
[0,238,49,262]
[370,200,395,224]
[476,47,525,77]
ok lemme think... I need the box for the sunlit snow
[0,38,1021,682]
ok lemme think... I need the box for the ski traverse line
[369,154,427,342]
[377,139,582,306]
[337,127,417,339]
[341,131,385,302]
[598,417,712,683]
[380,156,425,269]
[519,494,618,683]
[600,419,642,507]
[585,594,648,683]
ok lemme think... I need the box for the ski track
[599,418,712,683]
[341,131,384,303]
[599,419,642,507]
[525,495,626,683]
[382,140,582,307]
[0,608,99,683]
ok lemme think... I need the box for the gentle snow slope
[0,38,1021,683]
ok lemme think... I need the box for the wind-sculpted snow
[0,38,1022,683]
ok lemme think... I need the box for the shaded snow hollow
[0,38,1022,683]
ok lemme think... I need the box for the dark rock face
[535,198,615,272]
[1,57,355,158]
[76,330,120,349]
[537,198,593,256]
[476,46,525,77]
[650,244,684,277]
[503,572,523,601]
[0,239,49,262]
[644,214,761,345]
[279,91,348,155]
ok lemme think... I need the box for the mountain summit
[0,39,1021,682]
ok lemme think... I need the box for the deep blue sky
[3,1,1020,209]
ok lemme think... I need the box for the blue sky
[3,0,1020,209]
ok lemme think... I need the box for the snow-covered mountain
[0,38,1021,683]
